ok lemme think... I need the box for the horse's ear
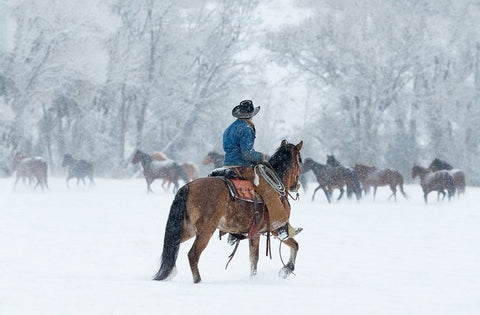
[296,141,303,151]
[281,139,288,147]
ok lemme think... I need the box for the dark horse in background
[427,158,466,197]
[12,152,48,190]
[354,164,407,201]
[302,158,357,203]
[325,155,362,201]
[62,154,94,187]
[132,150,188,194]
[411,165,456,204]
[153,140,303,283]
[202,151,224,168]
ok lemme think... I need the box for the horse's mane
[269,143,301,178]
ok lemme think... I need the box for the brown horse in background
[354,164,407,201]
[132,150,188,194]
[427,158,466,197]
[202,151,224,168]
[151,151,199,189]
[153,140,303,283]
[411,165,455,203]
[12,152,49,190]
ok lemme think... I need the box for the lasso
[255,163,286,196]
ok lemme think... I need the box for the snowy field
[1,177,479,315]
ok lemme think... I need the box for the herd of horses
[7,148,466,204]
[301,155,465,204]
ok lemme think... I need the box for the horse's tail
[153,185,189,281]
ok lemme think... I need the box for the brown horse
[427,158,466,197]
[411,165,456,203]
[324,155,362,201]
[354,164,407,201]
[151,151,199,189]
[153,140,303,283]
[202,151,224,168]
[12,152,49,190]
[131,150,188,194]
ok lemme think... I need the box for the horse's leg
[323,187,333,203]
[387,185,397,202]
[424,191,429,204]
[146,178,154,194]
[81,177,86,186]
[311,185,321,202]
[14,176,21,190]
[66,176,71,188]
[173,181,179,193]
[188,231,216,283]
[162,179,168,191]
[373,186,378,201]
[321,187,330,203]
[249,236,260,277]
[278,237,299,279]
[337,187,345,201]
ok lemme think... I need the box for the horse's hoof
[278,267,292,279]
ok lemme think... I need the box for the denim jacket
[223,119,266,166]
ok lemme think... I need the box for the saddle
[209,168,264,203]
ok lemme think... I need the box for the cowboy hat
[232,100,260,118]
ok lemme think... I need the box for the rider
[223,99,302,240]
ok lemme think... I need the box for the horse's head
[428,158,453,172]
[411,165,426,179]
[131,150,142,164]
[327,154,341,167]
[269,140,303,192]
[62,154,74,167]
[12,152,26,170]
[301,158,312,173]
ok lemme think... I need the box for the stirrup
[276,224,303,240]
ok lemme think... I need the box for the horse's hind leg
[278,238,299,279]
[311,185,321,201]
[337,188,345,201]
[388,185,397,201]
[249,236,260,277]
[188,232,215,283]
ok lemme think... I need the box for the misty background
[1,0,479,185]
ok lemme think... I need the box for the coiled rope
[255,163,286,196]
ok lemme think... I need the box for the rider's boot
[276,222,303,240]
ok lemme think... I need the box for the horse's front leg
[249,236,260,277]
[337,187,345,200]
[278,238,299,279]
[146,178,154,194]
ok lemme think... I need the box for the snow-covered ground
[1,177,479,315]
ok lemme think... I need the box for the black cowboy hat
[232,100,260,118]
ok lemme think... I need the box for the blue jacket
[223,119,266,166]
